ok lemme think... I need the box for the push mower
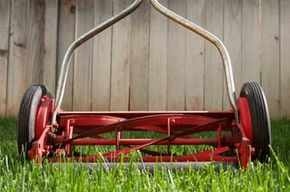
[17,0,271,169]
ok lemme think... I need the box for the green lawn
[0,117,289,191]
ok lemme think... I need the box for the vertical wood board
[280,0,290,117]
[185,0,206,111]
[261,0,280,118]
[91,0,113,111]
[129,0,150,110]
[73,0,94,110]
[25,0,45,85]
[57,0,75,110]
[148,0,168,111]
[167,0,186,110]
[7,0,28,115]
[241,0,261,83]
[42,0,58,95]
[204,0,224,110]
[223,0,242,110]
[110,0,132,110]
[0,0,10,115]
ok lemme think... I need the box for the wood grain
[204,0,224,110]
[185,0,206,111]
[74,0,94,110]
[7,0,28,115]
[91,0,113,111]
[241,0,261,83]
[110,0,132,111]
[129,0,150,111]
[223,0,242,110]
[57,0,75,110]
[148,0,168,111]
[42,0,58,95]
[167,0,186,111]
[261,0,280,118]
[280,0,290,117]
[1,0,289,118]
[0,0,10,115]
[25,0,45,85]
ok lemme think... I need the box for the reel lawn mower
[17,0,271,169]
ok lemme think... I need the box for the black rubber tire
[17,85,51,157]
[240,82,271,162]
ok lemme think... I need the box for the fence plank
[167,0,186,110]
[110,0,131,110]
[261,0,280,118]
[280,0,290,117]
[204,0,224,110]
[185,0,205,111]
[0,0,10,115]
[73,0,94,110]
[57,0,75,110]
[91,0,113,111]
[25,0,44,85]
[223,0,242,110]
[129,0,149,111]
[148,0,168,111]
[42,0,58,95]
[7,0,28,115]
[241,0,261,83]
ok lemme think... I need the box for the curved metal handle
[52,0,238,125]
[52,0,143,125]
[150,0,238,116]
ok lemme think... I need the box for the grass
[0,117,289,191]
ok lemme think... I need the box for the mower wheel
[17,85,52,157]
[240,82,271,162]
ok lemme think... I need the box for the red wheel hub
[35,96,54,140]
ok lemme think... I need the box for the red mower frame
[17,0,271,169]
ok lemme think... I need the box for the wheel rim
[17,85,53,157]
[239,82,271,162]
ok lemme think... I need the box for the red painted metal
[27,98,255,169]
[28,127,50,163]
[35,96,54,140]
[58,111,235,120]
[71,138,217,146]
[49,146,238,163]
[238,97,253,142]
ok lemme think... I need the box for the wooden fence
[0,0,289,118]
